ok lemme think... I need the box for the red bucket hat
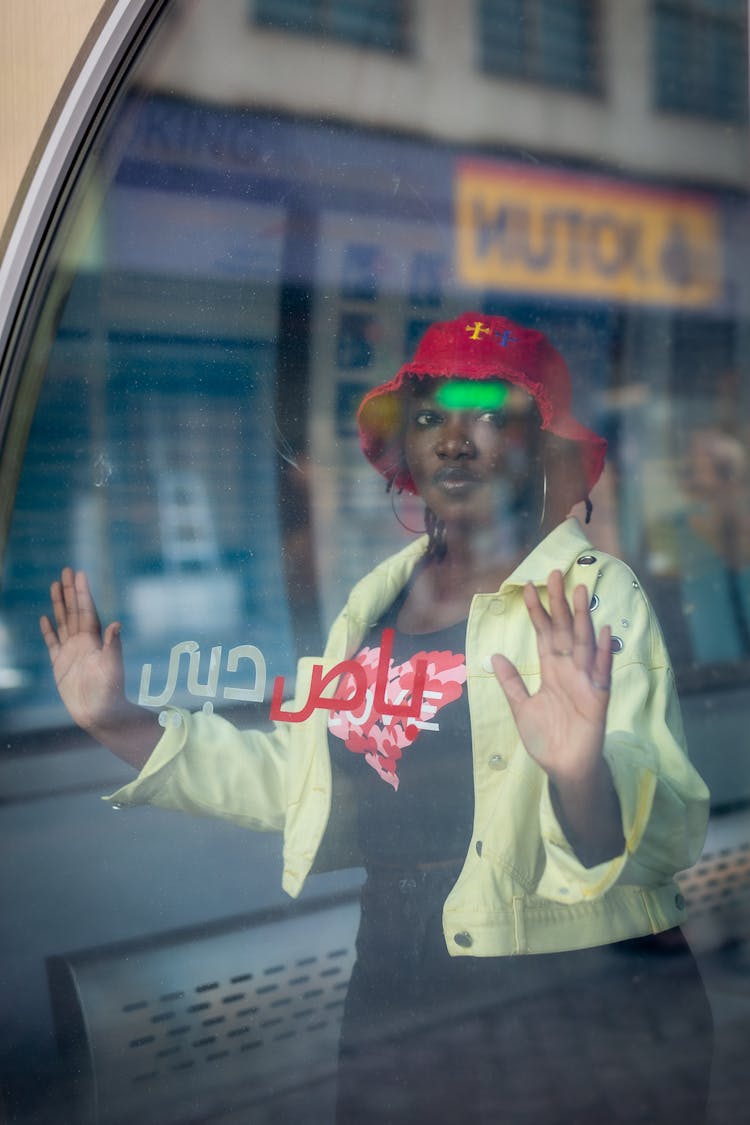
[357,311,606,498]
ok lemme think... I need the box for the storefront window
[652,0,749,121]
[478,0,602,93]
[253,0,410,51]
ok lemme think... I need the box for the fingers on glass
[592,623,613,692]
[491,652,528,708]
[75,569,101,633]
[50,574,70,640]
[571,583,597,671]
[39,613,59,655]
[548,570,575,657]
[527,571,575,658]
[61,567,79,634]
[523,581,551,641]
[47,568,101,641]
[527,575,608,679]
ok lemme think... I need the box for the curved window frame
[0,0,171,561]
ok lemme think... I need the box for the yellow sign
[455,160,722,307]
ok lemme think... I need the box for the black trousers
[336,868,713,1125]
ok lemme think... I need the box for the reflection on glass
[40,312,713,1123]
[1,2,749,1124]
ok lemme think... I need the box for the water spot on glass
[93,452,112,487]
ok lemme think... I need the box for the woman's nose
[436,415,475,458]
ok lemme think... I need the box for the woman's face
[402,379,540,529]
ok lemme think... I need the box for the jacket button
[488,754,507,770]
[475,840,483,857]
[454,931,473,948]
[577,555,597,566]
[675,893,686,910]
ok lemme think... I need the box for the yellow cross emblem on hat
[465,321,490,341]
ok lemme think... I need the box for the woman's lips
[432,466,482,492]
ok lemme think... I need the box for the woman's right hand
[40,568,128,734]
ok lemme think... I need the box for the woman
[41,312,712,1124]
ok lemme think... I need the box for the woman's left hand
[491,570,622,866]
[491,569,612,785]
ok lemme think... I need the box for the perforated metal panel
[676,809,750,953]
[47,894,359,1125]
[47,833,750,1125]
[679,845,750,911]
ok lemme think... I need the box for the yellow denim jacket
[106,518,709,956]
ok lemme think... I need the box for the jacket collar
[347,533,428,627]
[348,517,593,626]
[501,517,593,590]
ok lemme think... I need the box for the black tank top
[327,589,473,867]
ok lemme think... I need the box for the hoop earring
[389,481,424,535]
[389,486,446,559]
[538,467,548,530]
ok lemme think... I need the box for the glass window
[1,2,749,1123]
[478,0,602,94]
[652,0,749,121]
[253,0,410,53]
[2,186,297,734]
